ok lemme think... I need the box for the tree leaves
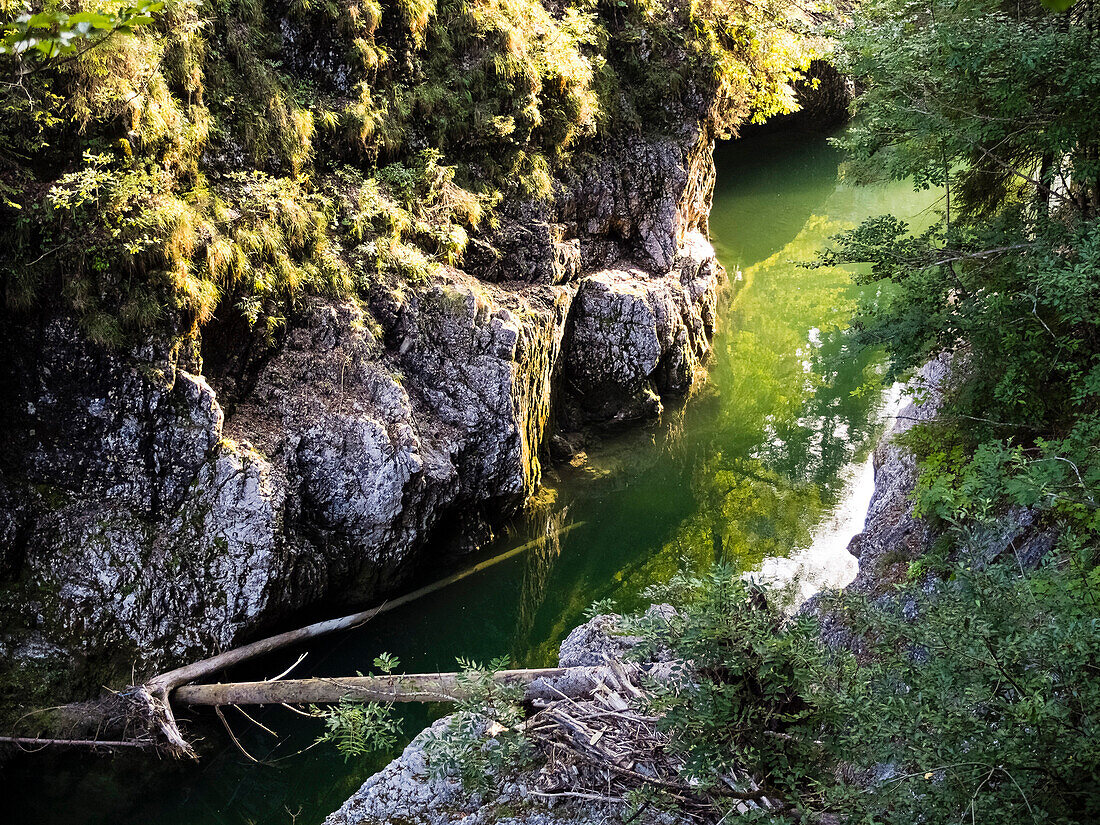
[0,1,163,60]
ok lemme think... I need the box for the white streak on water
[746,382,907,610]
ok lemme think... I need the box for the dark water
[6,130,936,825]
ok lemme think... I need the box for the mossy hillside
[1,0,813,348]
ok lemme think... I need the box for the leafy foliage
[315,698,404,761]
[814,0,1100,547]
[629,570,827,805]
[617,556,1100,823]
[0,0,813,347]
[311,653,404,760]
[827,556,1100,825]
[783,1,1100,816]
[0,0,162,59]
[420,656,534,792]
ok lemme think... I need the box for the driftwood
[173,663,663,707]
[515,655,783,818]
[9,523,582,758]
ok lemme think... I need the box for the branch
[928,244,1034,267]
[0,736,153,749]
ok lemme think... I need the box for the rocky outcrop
[836,355,950,601]
[562,235,718,425]
[0,129,722,705]
[324,610,681,825]
[323,716,605,825]
[805,354,1057,653]
[469,127,715,286]
[839,355,1054,601]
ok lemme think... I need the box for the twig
[529,790,624,803]
[268,653,308,682]
[214,706,264,764]
[280,702,316,718]
[231,704,278,738]
[929,244,1033,267]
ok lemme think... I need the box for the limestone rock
[562,233,718,425]
[560,131,715,274]
[0,123,721,700]
[464,199,580,286]
[558,604,677,668]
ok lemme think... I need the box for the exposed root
[125,686,197,760]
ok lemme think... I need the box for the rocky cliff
[0,126,721,710]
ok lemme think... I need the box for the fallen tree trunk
[148,522,583,696]
[0,736,154,750]
[7,523,583,757]
[173,663,662,707]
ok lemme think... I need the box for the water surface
[7,130,937,825]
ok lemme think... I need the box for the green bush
[618,555,1100,823]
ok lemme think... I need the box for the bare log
[173,663,655,707]
[148,522,583,695]
[0,736,153,749]
[5,523,584,756]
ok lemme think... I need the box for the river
[7,128,936,825]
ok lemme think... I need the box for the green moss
[33,484,73,511]
[0,0,812,346]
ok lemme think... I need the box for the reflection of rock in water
[661,405,688,460]
[511,507,568,660]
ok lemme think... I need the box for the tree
[1,1,162,62]
[815,0,1100,531]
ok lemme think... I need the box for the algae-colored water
[7,129,937,825]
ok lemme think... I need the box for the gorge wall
[0,0,849,720]
[0,126,720,709]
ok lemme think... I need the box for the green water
[7,130,937,825]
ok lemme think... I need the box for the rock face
[838,355,950,601]
[0,129,722,702]
[840,354,1055,601]
[805,354,1057,652]
[562,236,718,424]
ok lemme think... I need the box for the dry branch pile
[519,660,785,821]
